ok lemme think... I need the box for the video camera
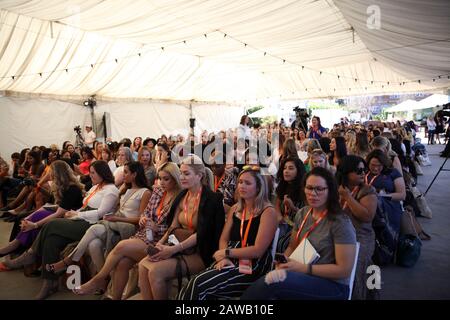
[441,103,450,117]
[73,125,82,134]
[293,106,309,131]
[293,106,308,118]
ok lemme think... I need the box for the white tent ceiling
[0,0,449,103]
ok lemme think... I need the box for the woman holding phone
[242,167,356,300]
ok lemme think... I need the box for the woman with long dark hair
[275,158,306,252]
[73,162,182,299]
[4,161,119,299]
[336,155,378,300]
[47,161,150,276]
[329,136,347,167]
[242,167,357,300]
[0,161,83,259]
[307,116,327,140]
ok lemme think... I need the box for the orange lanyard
[342,186,359,210]
[214,174,225,192]
[295,208,328,244]
[183,188,202,231]
[82,183,103,209]
[240,207,255,248]
[156,192,166,218]
[365,173,379,186]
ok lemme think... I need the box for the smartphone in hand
[146,245,161,256]
[274,253,288,264]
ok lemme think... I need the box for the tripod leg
[424,156,449,195]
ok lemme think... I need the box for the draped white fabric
[0,96,245,157]
[0,0,448,102]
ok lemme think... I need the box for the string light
[2,29,449,89]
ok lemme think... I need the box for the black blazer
[167,186,225,266]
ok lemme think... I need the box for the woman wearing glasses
[178,165,278,300]
[138,155,225,300]
[337,156,378,300]
[242,167,356,300]
[365,149,406,257]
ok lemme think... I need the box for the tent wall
[0,97,245,158]
[0,97,91,158]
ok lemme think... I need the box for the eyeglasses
[305,185,328,194]
[353,167,367,175]
[242,165,261,172]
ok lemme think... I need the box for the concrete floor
[1,143,449,300]
[380,143,450,299]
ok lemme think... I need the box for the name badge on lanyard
[239,208,254,275]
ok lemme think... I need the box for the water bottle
[146,226,153,242]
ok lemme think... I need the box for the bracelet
[179,242,184,252]
[33,222,39,229]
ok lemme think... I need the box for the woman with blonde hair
[74,162,182,299]
[0,160,83,261]
[304,139,322,171]
[47,161,150,276]
[178,165,278,300]
[138,155,225,300]
[308,149,336,174]
[345,131,357,155]
[370,136,402,175]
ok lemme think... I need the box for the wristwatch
[225,248,230,258]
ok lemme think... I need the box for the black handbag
[397,234,421,268]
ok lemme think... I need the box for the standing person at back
[84,125,96,149]
[307,116,327,140]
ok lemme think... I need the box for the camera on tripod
[73,125,82,134]
[293,106,309,131]
[440,102,450,117]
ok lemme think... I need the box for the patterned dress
[131,186,172,244]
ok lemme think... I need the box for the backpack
[372,196,398,266]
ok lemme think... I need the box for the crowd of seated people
[0,116,433,300]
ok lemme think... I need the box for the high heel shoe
[46,257,71,274]
[35,279,59,300]
[3,249,36,270]
[73,277,109,296]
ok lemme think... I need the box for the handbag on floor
[416,194,432,219]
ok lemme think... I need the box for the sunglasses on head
[353,167,367,175]
[242,165,261,172]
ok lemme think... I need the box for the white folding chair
[347,242,360,300]
[271,227,280,269]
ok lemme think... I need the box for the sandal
[0,262,11,272]
[45,257,71,274]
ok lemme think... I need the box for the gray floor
[380,143,450,299]
[1,144,449,300]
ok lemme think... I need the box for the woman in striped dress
[73,162,181,299]
[178,165,278,300]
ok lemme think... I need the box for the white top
[118,187,148,218]
[427,119,436,130]
[237,124,251,140]
[108,160,117,174]
[113,165,125,186]
[84,130,96,148]
[76,183,119,224]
